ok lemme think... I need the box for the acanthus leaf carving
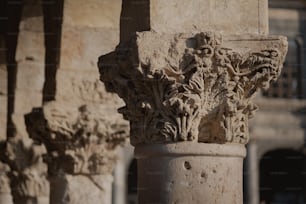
[25,102,129,175]
[98,32,287,145]
[3,137,49,198]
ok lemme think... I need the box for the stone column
[246,142,260,204]
[2,138,49,204]
[98,1,288,203]
[4,1,49,200]
[4,137,49,204]
[0,36,11,204]
[12,0,45,138]
[26,102,128,204]
[25,0,126,203]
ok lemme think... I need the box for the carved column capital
[4,137,49,199]
[0,162,11,194]
[26,102,129,175]
[99,32,287,145]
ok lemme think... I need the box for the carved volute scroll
[25,102,129,175]
[98,32,287,145]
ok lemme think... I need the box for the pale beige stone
[135,142,246,204]
[15,31,45,62]
[15,61,44,92]
[63,0,121,29]
[13,91,42,116]
[11,0,45,149]
[12,91,42,138]
[120,0,269,41]
[11,0,45,146]
[26,100,128,204]
[99,32,287,145]
[23,1,126,203]
[98,1,288,203]
[55,69,124,106]
[151,0,268,35]
[59,26,119,71]
[50,174,113,204]
[5,137,49,204]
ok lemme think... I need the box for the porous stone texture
[99,32,288,146]
[135,142,246,204]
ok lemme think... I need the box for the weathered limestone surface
[4,137,49,204]
[98,0,288,203]
[4,1,49,203]
[63,0,121,29]
[25,0,127,203]
[150,0,268,34]
[12,0,45,138]
[100,32,288,146]
[120,0,269,41]
[26,101,128,204]
[136,143,245,203]
[26,102,128,176]
[49,174,113,204]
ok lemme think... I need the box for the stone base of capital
[49,174,113,204]
[135,142,246,204]
[0,193,13,204]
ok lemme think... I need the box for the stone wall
[12,0,45,138]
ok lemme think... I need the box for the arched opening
[260,149,306,204]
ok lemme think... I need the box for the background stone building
[0,0,305,204]
[246,0,306,204]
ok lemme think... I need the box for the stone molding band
[134,142,246,158]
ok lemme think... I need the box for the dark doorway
[260,149,306,204]
[127,159,138,204]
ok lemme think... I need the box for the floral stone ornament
[99,32,287,145]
